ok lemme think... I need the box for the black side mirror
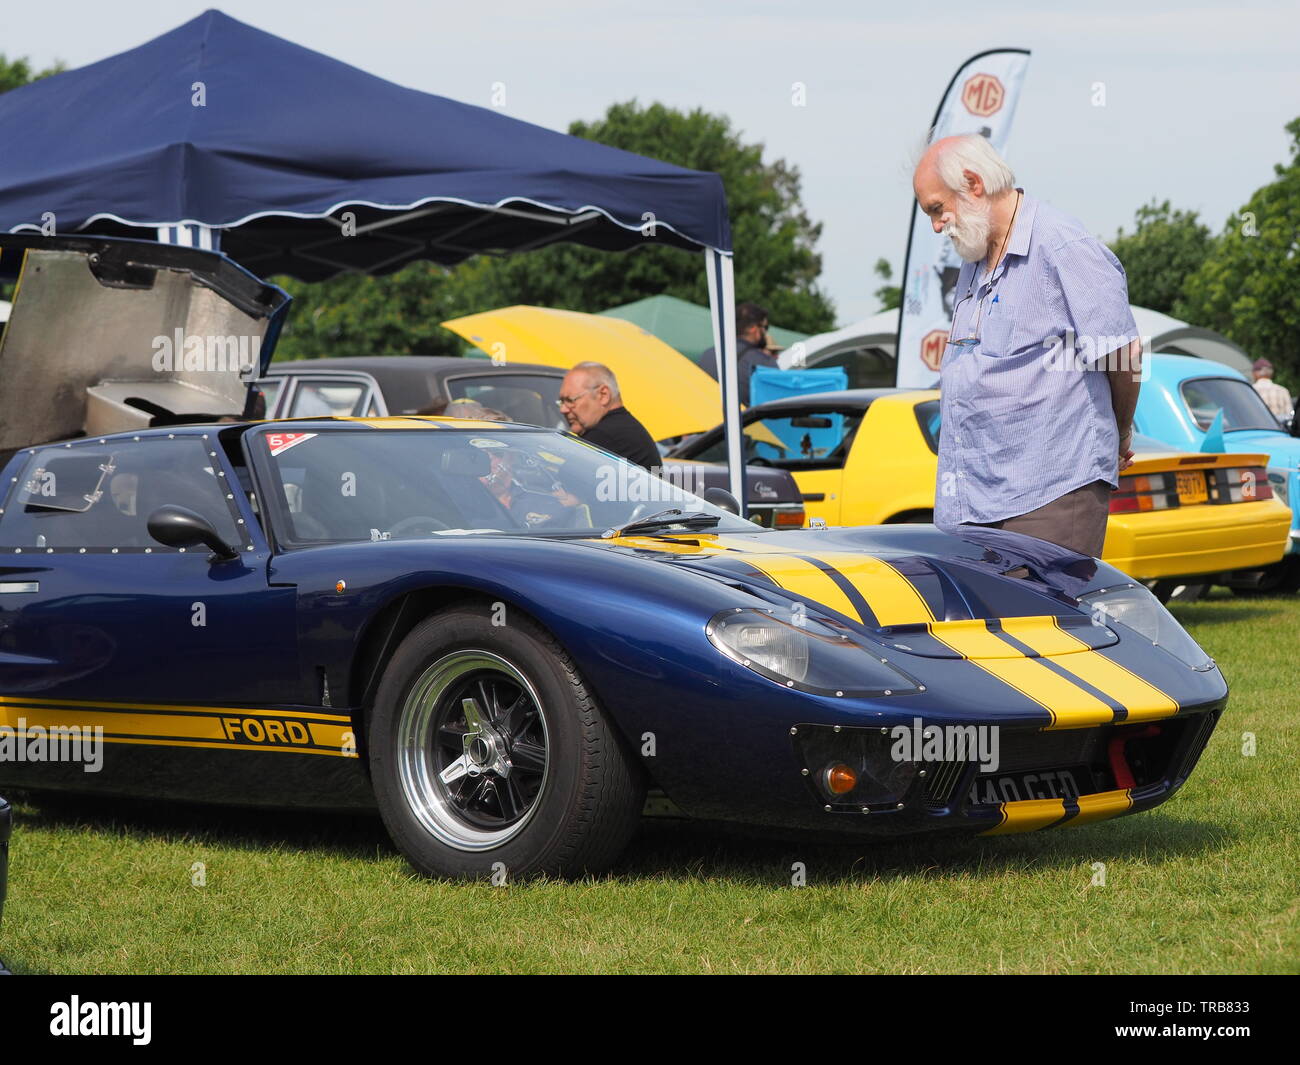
[702,486,740,515]
[147,505,239,562]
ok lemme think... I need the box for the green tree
[872,257,900,312]
[1108,200,1213,315]
[1175,118,1300,387]
[276,100,836,360]
[0,53,65,94]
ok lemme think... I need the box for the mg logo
[962,73,1005,117]
[920,329,949,372]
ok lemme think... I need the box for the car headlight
[707,607,919,696]
[1079,585,1214,671]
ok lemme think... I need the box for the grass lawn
[2,590,1296,974]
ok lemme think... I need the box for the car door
[0,433,300,712]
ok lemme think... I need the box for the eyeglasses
[556,386,599,408]
[948,287,983,348]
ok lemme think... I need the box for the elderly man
[558,361,661,470]
[912,134,1143,558]
[1251,358,1293,421]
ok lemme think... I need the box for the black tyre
[1229,558,1300,597]
[368,604,643,879]
[1149,580,1208,604]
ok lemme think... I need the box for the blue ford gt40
[0,235,1226,878]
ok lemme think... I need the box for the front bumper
[789,710,1221,835]
[1102,499,1292,578]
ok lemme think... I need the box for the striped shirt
[1253,377,1293,419]
[935,190,1138,527]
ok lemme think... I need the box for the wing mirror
[702,487,740,515]
[148,505,239,562]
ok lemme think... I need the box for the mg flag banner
[895,49,1031,388]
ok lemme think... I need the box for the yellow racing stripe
[980,797,1067,835]
[1001,617,1180,724]
[1065,788,1133,827]
[0,694,347,723]
[928,620,1115,729]
[800,552,936,626]
[739,554,864,622]
[0,697,355,757]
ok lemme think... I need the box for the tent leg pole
[705,249,743,515]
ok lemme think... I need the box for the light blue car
[1135,354,1300,591]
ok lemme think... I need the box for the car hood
[574,522,1125,649]
[441,305,726,441]
[0,234,289,451]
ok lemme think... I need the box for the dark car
[258,357,806,529]
[0,235,1230,881]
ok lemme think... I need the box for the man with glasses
[557,361,661,471]
[911,133,1143,558]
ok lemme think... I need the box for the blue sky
[11,0,1298,326]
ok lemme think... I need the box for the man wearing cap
[1251,359,1293,421]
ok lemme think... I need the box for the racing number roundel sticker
[961,73,1005,117]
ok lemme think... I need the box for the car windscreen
[686,410,864,470]
[251,427,762,545]
[1180,377,1280,433]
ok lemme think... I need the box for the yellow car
[671,388,1292,585]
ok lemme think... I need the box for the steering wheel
[386,515,452,538]
[747,458,773,467]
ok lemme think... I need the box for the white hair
[572,360,620,400]
[934,134,1016,199]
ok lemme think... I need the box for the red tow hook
[1107,725,1162,789]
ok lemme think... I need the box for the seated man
[478,444,585,529]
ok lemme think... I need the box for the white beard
[944,197,992,262]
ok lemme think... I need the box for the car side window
[447,374,563,428]
[288,380,369,418]
[0,437,246,552]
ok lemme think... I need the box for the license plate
[968,765,1094,806]
[1176,470,1208,505]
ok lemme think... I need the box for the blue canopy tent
[0,10,746,501]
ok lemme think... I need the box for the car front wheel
[368,605,643,879]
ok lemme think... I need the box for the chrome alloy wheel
[397,650,550,850]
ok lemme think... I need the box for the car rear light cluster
[1110,472,1181,513]
[1211,466,1273,503]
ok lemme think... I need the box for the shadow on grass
[9,790,1235,887]
[10,791,396,864]
[1166,602,1282,625]
[610,814,1239,885]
